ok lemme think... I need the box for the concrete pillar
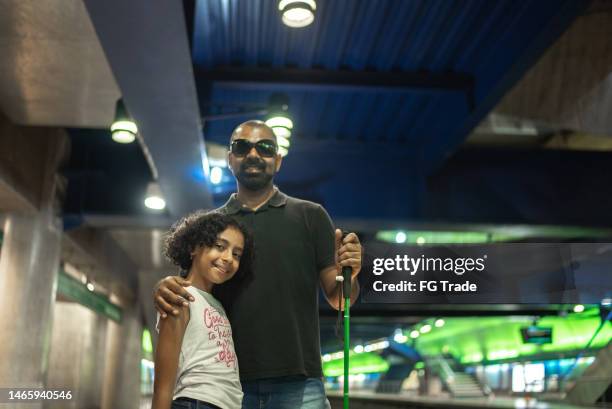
[45,302,108,409]
[101,301,142,409]
[0,212,62,407]
[0,110,69,408]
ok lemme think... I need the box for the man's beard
[235,158,273,191]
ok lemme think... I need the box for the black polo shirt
[218,189,335,380]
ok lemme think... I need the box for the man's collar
[222,194,242,215]
[268,188,288,207]
[222,188,287,214]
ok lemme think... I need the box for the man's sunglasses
[230,139,278,157]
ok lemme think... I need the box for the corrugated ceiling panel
[194,0,587,162]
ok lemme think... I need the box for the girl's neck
[185,268,213,293]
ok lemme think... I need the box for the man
[154,120,362,408]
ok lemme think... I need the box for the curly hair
[163,211,254,298]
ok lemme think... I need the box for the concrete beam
[496,5,612,137]
[0,112,68,214]
[84,0,213,218]
[197,66,475,93]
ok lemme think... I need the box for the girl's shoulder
[184,286,200,299]
[186,286,224,311]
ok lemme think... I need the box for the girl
[153,211,253,409]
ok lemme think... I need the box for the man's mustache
[240,159,266,171]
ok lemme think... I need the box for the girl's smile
[188,227,245,292]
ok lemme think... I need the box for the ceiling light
[111,99,137,144]
[278,146,289,157]
[266,116,294,130]
[277,135,291,148]
[279,0,316,28]
[266,116,293,138]
[86,282,95,292]
[395,231,407,243]
[573,304,585,313]
[393,328,408,343]
[266,93,294,156]
[144,182,166,210]
[210,166,223,185]
[420,324,432,334]
[435,319,445,327]
[410,330,420,339]
[272,125,292,139]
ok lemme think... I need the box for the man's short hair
[230,120,276,143]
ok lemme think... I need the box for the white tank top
[158,286,243,408]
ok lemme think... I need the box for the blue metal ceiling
[189,0,588,218]
[194,0,548,72]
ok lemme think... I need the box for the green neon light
[142,329,153,354]
[377,231,493,244]
[323,352,389,377]
[321,308,609,369]
[376,226,612,244]
[414,308,611,364]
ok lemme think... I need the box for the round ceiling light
[278,0,316,28]
[278,146,289,157]
[276,135,291,148]
[265,115,293,157]
[265,116,293,130]
[266,93,293,156]
[145,196,166,210]
[111,121,137,144]
[111,99,137,144]
[144,182,166,210]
